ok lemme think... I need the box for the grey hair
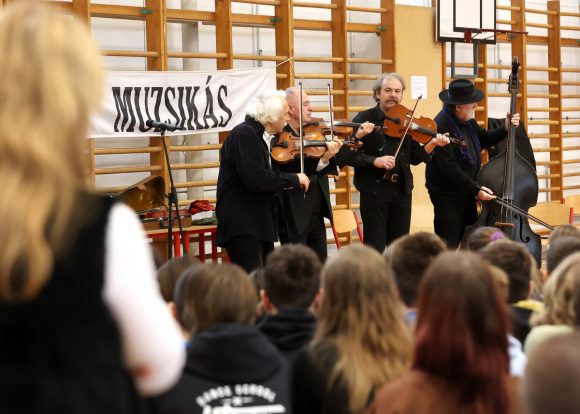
[372,72,406,102]
[245,90,287,125]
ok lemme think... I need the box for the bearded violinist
[216,90,310,273]
[273,87,342,262]
[336,73,449,252]
[426,79,520,249]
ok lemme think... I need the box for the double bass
[469,57,542,265]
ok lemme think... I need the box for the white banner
[89,67,276,139]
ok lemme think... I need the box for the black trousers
[430,193,477,249]
[224,235,274,273]
[279,213,327,263]
[359,185,412,253]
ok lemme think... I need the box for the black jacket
[216,116,300,246]
[274,125,338,237]
[335,105,430,195]
[152,324,292,414]
[426,112,508,198]
[258,308,317,363]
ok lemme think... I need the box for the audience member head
[414,251,510,414]
[262,244,321,314]
[0,1,103,302]
[157,254,200,303]
[178,263,257,334]
[245,90,288,134]
[546,235,580,275]
[534,252,580,327]
[479,239,534,303]
[465,226,506,251]
[523,332,580,414]
[384,232,446,308]
[547,224,580,246]
[315,244,412,413]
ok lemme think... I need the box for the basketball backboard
[437,0,496,44]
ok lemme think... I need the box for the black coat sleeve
[231,124,300,192]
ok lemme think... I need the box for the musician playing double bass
[336,72,449,253]
[275,87,342,262]
[426,79,520,249]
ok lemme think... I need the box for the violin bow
[327,83,334,143]
[477,186,555,231]
[393,95,421,159]
[298,82,305,175]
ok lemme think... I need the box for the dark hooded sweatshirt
[151,323,292,414]
[258,308,317,363]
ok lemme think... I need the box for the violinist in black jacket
[426,79,520,248]
[216,90,310,272]
[336,73,449,252]
[274,88,342,262]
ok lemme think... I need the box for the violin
[383,104,466,147]
[270,119,365,164]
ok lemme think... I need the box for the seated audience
[523,332,580,414]
[367,252,523,414]
[0,3,184,413]
[157,254,200,303]
[479,239,540,344]
[464,226,506,251]
[258,244,322,362]
[547,223,580,246]
[383,232,446,325]
[152,263,291,414]
[293,245,412,414]
[545,235,580,276]
[488,266,527,377]
[525,252,580,355]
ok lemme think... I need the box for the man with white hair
[216,90,310,273]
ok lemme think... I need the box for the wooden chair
[564,195,580,225]
[331,209,363,248]
[528,202,574,236]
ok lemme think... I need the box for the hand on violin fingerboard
[505,112,520,129]
[321,137,342,162]
[355,122,375,139]
[373,155,395,170]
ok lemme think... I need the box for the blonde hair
[0,1,103,301]
[534,252,580,327]
[314,245,412,413]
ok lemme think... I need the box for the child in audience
[479,239,541,345]
[152,263,292,414]
[464,226,506,251]
[384,232,446,325]
[525,252,580,355]
[367,252,523,414]
[258,244,322,362]
[523,332,580,414]
[157,254,200,303]
[293,245,412,414]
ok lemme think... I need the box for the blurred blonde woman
[292,244,412,414]
[0,2,183,413]
[525,252,580,355]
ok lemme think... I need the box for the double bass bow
[468,57,546,265]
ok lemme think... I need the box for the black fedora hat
[439,79,484,105]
